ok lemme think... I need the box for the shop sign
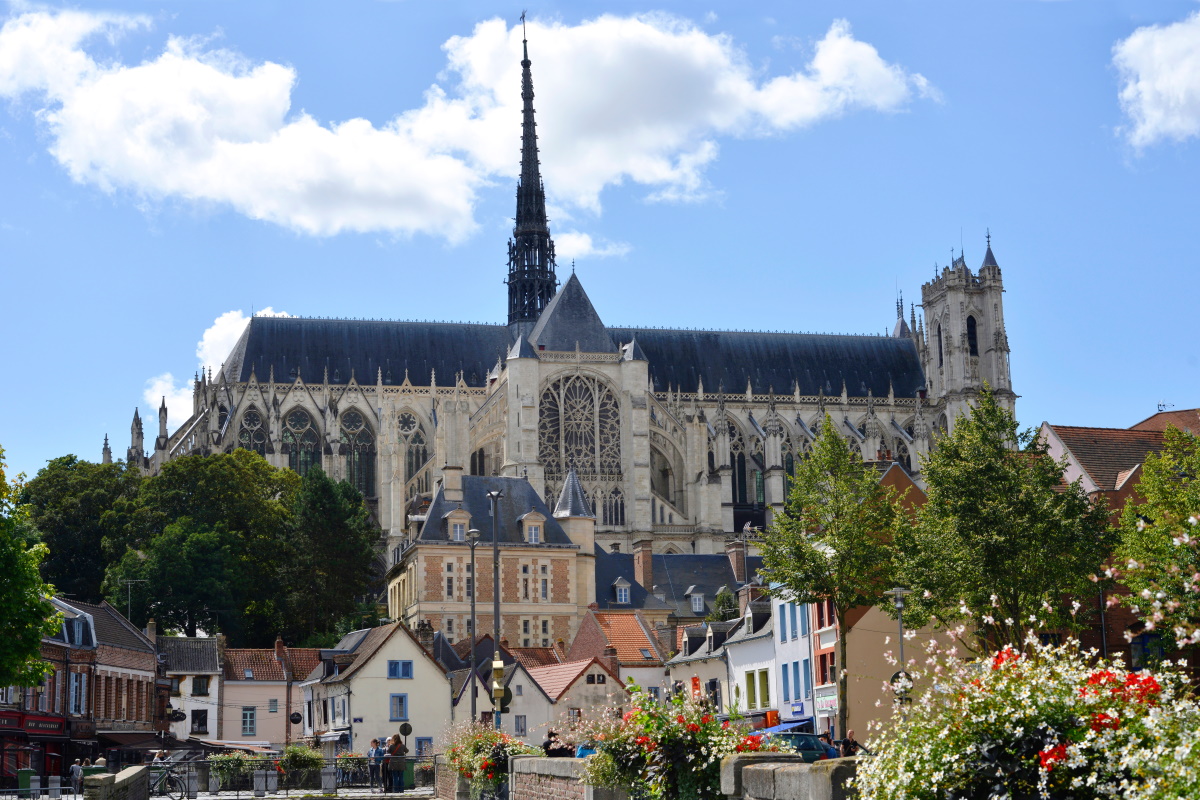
[24,716,64,733]
[0,714,20,730]
[111,721,141,732]
[790,700,806,715]
[814,694,838,713]
[71,721,96,738]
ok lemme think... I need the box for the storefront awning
[98,732,165,749]
[759,719,813,735]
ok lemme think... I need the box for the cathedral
[117,38,1014,642]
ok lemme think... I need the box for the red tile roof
[509,647,562,671]
[1049,425,1166,492]
[527,658,621,701]
[1130,409,1200,436]
[593,612,663,665]
[223,647,322,681]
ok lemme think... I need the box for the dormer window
[519,511,546,544]
[452,523,465,542]
[244,669,253,679]
[617,586,630,604]
[691,594,704,614]
[527,525,540,544]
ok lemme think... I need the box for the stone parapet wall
[83,766,148,800]
[509,757,626,800]
[721,754,858,800]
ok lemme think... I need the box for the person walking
[70,760,82,796]
[380,736,393,794]
[367,739,383,792]
[839,729,871,757]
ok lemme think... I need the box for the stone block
[185,771,198,799]
[720,753,805,797]
[253,770,266,797]
[320,767,337,792]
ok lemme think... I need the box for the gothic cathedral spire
[507,32,558,339]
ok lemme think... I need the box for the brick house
[566,609,667,694]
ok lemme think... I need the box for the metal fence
[7,757,437,799]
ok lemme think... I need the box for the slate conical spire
[506,27,558,339]
[981,229,999,269]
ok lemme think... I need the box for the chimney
[274,636,286,664]
[216,634,227,661]
[443,465,464,504]
[416,620,435,649]
[145,618,157,644]
[725,538,747,584]
[555,638,567,659]
[633,539,654,589]
[601,645,619,676]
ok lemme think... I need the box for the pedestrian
[817,732,839,759]
[82,759,91,768]
[70,760,82,796]
[380,736,392,793]
[839,729,870,757]
[389,734,408,792]
[366,739,381,792]
[541,731,572,758]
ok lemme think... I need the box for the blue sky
[1,1,1198,479]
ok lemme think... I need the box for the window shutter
[68,674,77,716]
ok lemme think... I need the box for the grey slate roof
[981,245,999,268]
[553,469,594,518]
[429,631,466,672]
[593,548,763,617]
[418,475,575,546]
[223,277,926,397]
[67,600,153,652]
[527,274,617,353]
[159,637,220,673]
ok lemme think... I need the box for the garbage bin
[17,769,36,798]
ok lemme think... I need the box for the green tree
[279,467,380,644]
[1114,426,1200,648]
[20,455,141,603]
[759,414,904,737]
[705,587,739,622]
[897,388,1114,653]
[104,449,299,645]
[0,448,62,686]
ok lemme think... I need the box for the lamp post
[487,490,504,731]
[467,527,482,722]
[884,587,914,698]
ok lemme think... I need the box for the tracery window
[601,488,625,526]
[218,405,229,431]
[397,411,431,486]
[967,316,979,357]
[238,408,267,457]
[282,408,320,477]
[341,410,376,497]
[937,323,944,367]
[538,374,622,479]
[729,423,749,505]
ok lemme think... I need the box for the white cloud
[145,307,290,432]
[0,10,931,237]
[1114,12,1200,148]
[555,230,631,260]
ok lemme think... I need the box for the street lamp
[883,587,914,698]
[487,490,504,731]
[467,527,482,722]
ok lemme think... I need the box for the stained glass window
[341,410,376,497]
[238,408,267,456]
[538,375,621,479]
[282,408,320,476]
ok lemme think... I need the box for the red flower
[722,721,730,729]
[1125,673,1161,705]
[1038,744,1068,772]
[701,715,713,724]
[991,646,1021,670]
[1091,712,1120,732]
[687,723,700,733]
[676,715,687,724]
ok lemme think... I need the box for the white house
[158,636,223,741]
[771,590,815,733]
[302,623,452,757]
[722,602,777,726]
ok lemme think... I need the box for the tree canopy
[1114,426,1200,648]
[759,413,905,736]
[0,447,62,686]
[896,389,1114,652]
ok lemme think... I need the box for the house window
[523,620,530,634]
[794,604,804,638]
[799,660,809,698]
[514,715,527,736]
[169,677,181,696]
[595,673,606,684]
[647,687,660,702]
[193,676,210,696]
[745,672,757,709]
[758,670,770,709]
[389,694,409,721]
[779,604,788,642]
[790,604,799,640]
[514,685,523,696]
[446,619,454,634]
[782,665,790,702]
[446,577,454,598]
[388,661,414,679]
[452,523,466,542]
[586,674,595,684]
[268,698,278,713]
[523,578,530,599]
[191,710,208,734]
[466,577,474,599]
[541,579,548,599]
[568,708,581,728]
[447,562,455,572]
[817,602,825,629]
[527,525,540,544]
[244,669,254,679]
[639,649,653,660]
[415,738,433,757]
[541,620,549,635]
[616,586,630,604]
[242,707,256,736]
[540,565,548,575]
[691,595,704,613]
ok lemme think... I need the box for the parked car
[772,732,831,762]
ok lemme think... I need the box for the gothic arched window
[218,405,229,431]
[341,409,376,497]
[967,315,979,357]
[282,408,320,476]
[729,423,748,505]
[397,411,431,487]
[937,323,944,367]
[897,442,912,473]
[238,408,267,457]
[602,488,625,526]
[538,375,622,479]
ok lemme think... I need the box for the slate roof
[527,658,621,701]
[158,637,220,673]
[981,245,1000,268]
[1049,425,1166,492]
[429,631,467,672]
[554,469,594,518]
[667,619,743,666]
[418,475,575,546]
[223,281,926,397]
[67,600,153,652]
[722,602,773,646]
[593,548,762,617]
[1130,409,1200,436]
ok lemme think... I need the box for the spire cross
[986,228,991,247]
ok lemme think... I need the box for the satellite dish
[398,723,412,737]
[289,712,302,725]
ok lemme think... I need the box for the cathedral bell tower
[506,35,559,341]
[919,233,1014,433]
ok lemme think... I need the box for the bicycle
[149,763,186,800]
